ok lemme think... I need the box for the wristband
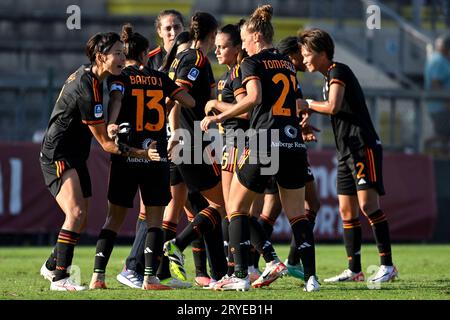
[306,99,313,108]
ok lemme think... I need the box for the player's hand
[296,99,309,115]
[299,110,312,127]
[107,124,118,140]
[147,141,161,161]
[200,115,219,132]
[301,123,320,142]
[204,100,218,116]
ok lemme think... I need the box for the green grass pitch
[1,244,449,300]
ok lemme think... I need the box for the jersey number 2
[272,73,296,116]
[132,89,164,131]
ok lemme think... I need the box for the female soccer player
[39,32,155,291]
[118,13,210,289]
[147,10,185,70]
[88,24,195,290]
[201,5,319,292]
[298,28,397,283]
[162,12,228,284]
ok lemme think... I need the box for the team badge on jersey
[187,67,200,81]
[284,125,298,139]
[94,104,103,118]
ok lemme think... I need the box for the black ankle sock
[367,210,393,266]
[45,246,57,271]
[343,218,362,273]
[191,237,208,277]
[176,207,221,251]
[290,216,316,280]
[144,227,163,277]
[156,223,177,280]
[229,212,250,278]
[54,229,80,281]
[93,229,117,274]
[249,216,277,263]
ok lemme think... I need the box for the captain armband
[109,83,125,95]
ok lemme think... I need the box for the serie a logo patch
[94,104,103,118]
[187,67,199,81]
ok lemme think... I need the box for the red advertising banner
[0,143,437,241]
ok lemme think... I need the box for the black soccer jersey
[147,46,165,71]
[216,64,249,132]
[323,62,380,159]
[240,49,304,152]
[168,48,216,138]
[107,65,183,159]
[40,64,105,164]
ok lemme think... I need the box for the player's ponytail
[159,31,191,73]
[85,32,121,63]
[244,4,274,44]
[120,23,149,64]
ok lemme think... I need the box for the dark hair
[155,9,184,30]
[244,4,274,44]
[120,23,149,63]
[277,36,300,56]
[299,28,334,60]
[218,24,241,47]
[85,32,121,63]
[159,31,191,72]
[190,12,218,42]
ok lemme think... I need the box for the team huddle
[38,4,398,292]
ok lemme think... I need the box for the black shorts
[236,149,307,193]
[40,158,91,198]
[171,145,221,191]
[108,159,171,208]
[337,144,385,196]
[173,162,221,191]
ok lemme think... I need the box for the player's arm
[171,88,195,109]
[88,123,159,160]
[305,83,345,115]
[205,91,248,119]
[200,79,259,131]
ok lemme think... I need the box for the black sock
[144,227,163,277]
[222,217,234,275]
[54,229,80,281]
[343,218,362,273]
[248,245,258,268]
[249,216,277,263]
[258,214,275,238]
[176,207,221,251]
[229,212,250,278]
[156,221,177,280]
[191,237,208,277]
[256,215,274,268]
[204,222,227,280]
[367,209,393,266]
[45,246,57,271]
[287,236,300,265]
[93,229,117,274]
[305,209,317,227]
[222,217,230,258]
[290,216,316,280]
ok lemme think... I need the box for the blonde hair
[244,4,274,44]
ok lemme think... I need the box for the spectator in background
[424,33,450,156]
